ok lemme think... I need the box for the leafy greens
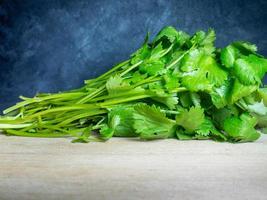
[0,26,267,143]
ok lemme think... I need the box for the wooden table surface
[0,133,267,200]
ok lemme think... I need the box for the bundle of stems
[0,26,267,143]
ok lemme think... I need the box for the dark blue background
[0,0,267,111]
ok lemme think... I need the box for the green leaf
[131,42,151,65]
[176,130,193,140]
[232,41,257,55]
[106,75,131,95]
[176,106,205,132]
[181,70,212,92]
[191,31,206,45]
[220,41,258,69]
[153,26,178,44]
[191,29,216,54]
[109,106,137,137]
[179,92,192,108]
[129,71,148,84]
[211,105,239,129]
[71,126,93,143]
[99,124,114,140]
[169,50,187,66]
[176,31,190,47]
[195,119,212,137]
[196,118,227,141]
[223,113,260,142]
[180,49,203,72]
[210,80,232,108]
[233,55,267,85]
[200,29,216,46]
[139,59,165,76]
[220,45,237,68]
[199,28,216,55]
[150,42,165,60]
[152,94,178,110]
[163,71,180,91]
[99,115,121,140]
[148,81,166,96]
[153,27,189,49]
[133,104,176,140]
[181,53,228,92]
[242,91,262,104]
[200,55,228,86]
[190,92,201,106]
[230,79,258,103]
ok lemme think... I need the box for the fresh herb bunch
[0,26,267,143]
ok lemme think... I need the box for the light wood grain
[0,134,266,200]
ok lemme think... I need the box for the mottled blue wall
[0,0,267,111]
